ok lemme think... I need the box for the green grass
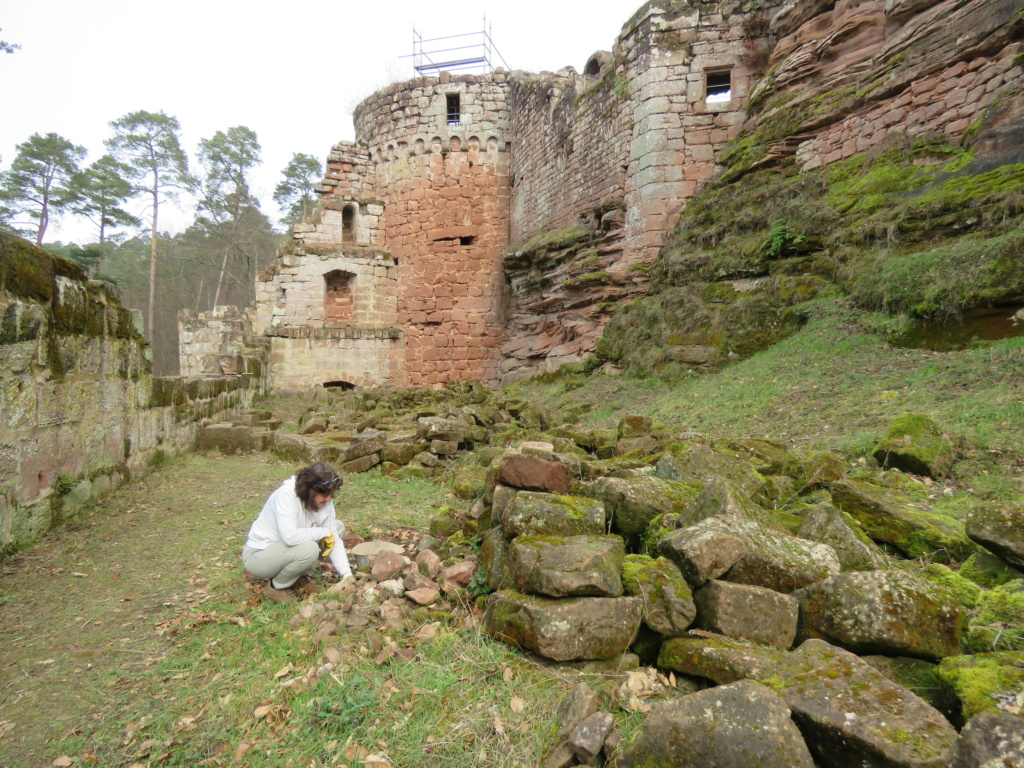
[511,299,1024,503]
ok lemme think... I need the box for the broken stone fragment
[370,551,407,582]
[498,454,570,493]
[510,535,624,598]
[553,683,602,741]
[797,501,888,572]
[438,560,477,587]
[612,679,814,768]
[569,711,614,764]
[694,579,799,649]
[405,587,440,606]
[658,518,749,587]
[655,442,765,500]
[483,590,642,661]
[414,549,442,578]
[586,475,702,546]
[501,492,605,538]
[947,711,1024,768]
[657,634,786,684]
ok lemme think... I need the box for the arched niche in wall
[324,380,355,390]
[324,269,356,322]
[449,136,462,152]
[342,204,357,243]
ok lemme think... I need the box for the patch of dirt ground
[0,453,295,767]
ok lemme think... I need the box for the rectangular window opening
[706,70,732,104]
[446,94,461,125]
[459,236,475,246]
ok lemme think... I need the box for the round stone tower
[353,71,512,388]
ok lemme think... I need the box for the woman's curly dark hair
[294,462,343,511]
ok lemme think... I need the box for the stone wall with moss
[597,0,1024,376]
[1,233,256,557]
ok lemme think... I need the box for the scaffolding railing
[404,19,509,76]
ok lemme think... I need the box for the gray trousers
[242,540,319,589]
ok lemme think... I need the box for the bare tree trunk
[211,247,229,309]
[147,181,158,337]
[193,273,205,313]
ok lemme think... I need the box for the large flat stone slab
[657,635,787,684]
[757,639,958,768]
[794,570,965,660]
[501,492,606,538]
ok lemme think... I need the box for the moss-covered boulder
[509,535,624,598]
[480,528,513,592]
[655,442,765,500]
[797,502,889,572]
[965,504,1024,570]
[451,464,488,500]
[583,475,703,548]
[482,589,642,661]
[936,651,1024,721]
[657,635,787,684]
[918,563,982,610]
[610,680,815,768]
[756,639,958,768]
[966,581,1024,653]
[959,550,1024,588]
[617,414,653,440]
[830,478,974,561]
[794,570,966,660]
[794,451,846,489]
[501,492,605,538]
[725,437,799,477]
[872,413,955,479]
[620,555,695,638]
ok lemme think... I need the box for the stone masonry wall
[1,234,255,554]
[618,0,777,269]
[178,304,269,380]
[508,63,632,246]
[352,73,512,388]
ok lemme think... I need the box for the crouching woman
[242,462,353,603]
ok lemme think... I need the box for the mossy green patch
[936,651,1024,719]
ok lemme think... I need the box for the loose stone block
[695,579,799,649]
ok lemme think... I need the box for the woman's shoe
[264,584,294,603]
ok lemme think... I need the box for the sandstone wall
[740,0,1024,175]
[352,73,513,388]
[1,234,255,555]
[508,63,632,246]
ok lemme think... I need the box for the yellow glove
[319,533,335,559]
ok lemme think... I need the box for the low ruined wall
[0,234,257,555]
[266,327,404,393]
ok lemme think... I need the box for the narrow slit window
[446,94,461,125]
[342,205,355,243]
[706,70,732,104]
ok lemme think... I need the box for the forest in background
[0,108,325,374]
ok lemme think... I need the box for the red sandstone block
[945,117,973,134]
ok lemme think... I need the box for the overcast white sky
[0,0,644,243]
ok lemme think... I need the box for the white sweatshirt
[245,476,353,577]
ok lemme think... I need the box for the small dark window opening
[342,205,355,243]
[446,94,460,125]
[324,380,355,390]
[324,269,355,322]
[584,58,601,77]
[706,70,732,103]
[460,236,475,246]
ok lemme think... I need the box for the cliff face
[598,0,1024,375]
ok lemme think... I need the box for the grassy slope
[512,299,1024,501]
